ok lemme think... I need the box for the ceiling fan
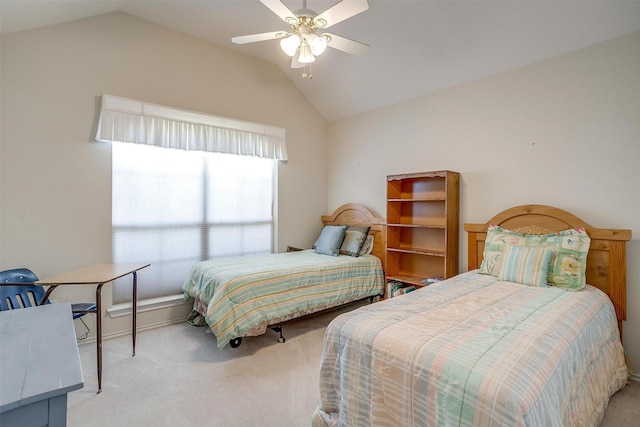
[232,0,370,78]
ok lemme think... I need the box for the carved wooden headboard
[464,204,631,335]
[322,203,386,273]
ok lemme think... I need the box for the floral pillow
[479,224,591,291]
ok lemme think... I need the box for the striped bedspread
[181,250,384,349]
[312,271,628,427]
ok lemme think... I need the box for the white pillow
[359,235,374,256]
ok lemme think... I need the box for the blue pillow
[314,226,348,256]
[340,226,371,257]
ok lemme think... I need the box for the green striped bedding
[182,249,384,349]
[312,270,627,427]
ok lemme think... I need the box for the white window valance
[95,94,287,160]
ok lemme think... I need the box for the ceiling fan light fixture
[308,33,328,56]
[233,0,370,78]
[298,42,315,63]
[280,34,301,57]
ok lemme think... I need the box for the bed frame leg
[271,325,286,343]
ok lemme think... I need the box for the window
[111,142,276,304]
[96,94,286,305]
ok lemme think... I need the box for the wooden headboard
[322,203,386,273]
[464,204,631,335]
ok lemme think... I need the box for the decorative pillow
[479,224,591,290]
[359,235,374,256]
[547,231,591,290]
[498,244,553,287]
[313,225,348,256]
[479,224,525,276]
[340,226,371,256]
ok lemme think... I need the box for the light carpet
[68,300,369,427]
[67,299,639,427]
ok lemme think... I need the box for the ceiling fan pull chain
[302,63,312,79]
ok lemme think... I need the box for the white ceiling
[2,0,639,121]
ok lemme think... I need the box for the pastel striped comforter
[181,250,384,349]
[312,271,628,427]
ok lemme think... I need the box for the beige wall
[0,13,327,336]
[2,10,639,378]
[327,32,640,375]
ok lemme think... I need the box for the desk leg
[132,271,137,357]
[39,285,58,305]
[96,283,103,394]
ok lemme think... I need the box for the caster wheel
[278,337,285,344]
[229,337,242,348]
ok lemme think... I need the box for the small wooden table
[36,263,150,393]
[0,302,84,426]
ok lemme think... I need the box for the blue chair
[0,268,96,340]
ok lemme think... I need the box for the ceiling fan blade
[324,33,369,56]
[315,0,369,28]
[260,0,297,24]
[231,31,283,44]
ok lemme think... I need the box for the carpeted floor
[600,375,640,426]
[67,300,639,426]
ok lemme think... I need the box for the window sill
[107,294,188,318]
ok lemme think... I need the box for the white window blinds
[95,94,287,160]
[111,144,276,303]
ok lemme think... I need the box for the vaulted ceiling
[2,0,639,121]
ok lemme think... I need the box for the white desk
[0,302,84,427]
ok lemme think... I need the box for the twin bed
[312,204,631,427]
[181,202,631,426]
[181,203,386,349]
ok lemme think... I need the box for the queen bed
[312,204,631,427]
[181,203,386,349]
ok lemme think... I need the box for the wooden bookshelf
[385,171,460,288]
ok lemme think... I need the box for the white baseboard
[77,317,187,346]
[107,294,186,318]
